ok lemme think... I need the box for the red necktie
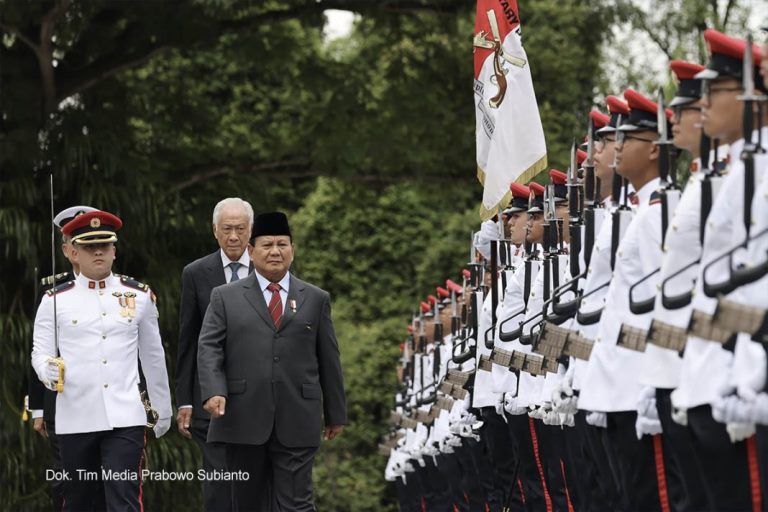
[267,283,282,328]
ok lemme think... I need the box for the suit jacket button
[273,356,280,362]
[274,333,280,338]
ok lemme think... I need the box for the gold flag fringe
[477,153,548,220]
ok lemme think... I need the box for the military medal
[124,292,137,318]
[113,291,130,317]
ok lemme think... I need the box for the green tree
[1,1,617,509]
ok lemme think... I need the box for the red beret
[428,295,438,305]
[623,88,656,116]
[576,149,588,165]
[462,269,471,279]
[61,210,122,245]
[606,95,630,115]
[670,60,705,80]
[704,28,763,64]
[420,301,431,313]
[589,110,610,128]
[549,169,567,185]
[436,286,450,298]
[528,182,545,196]
[446,279,463,294]
[510,182,530,199]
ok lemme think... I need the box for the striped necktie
[267,283,282,328]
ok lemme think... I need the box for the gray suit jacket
[197,273,347,447]
[176,251,252,420]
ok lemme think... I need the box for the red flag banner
[474,0,547,219]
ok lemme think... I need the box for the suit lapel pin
[289,299,297,313]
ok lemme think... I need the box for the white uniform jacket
[32,273,171,434]
[579,178,660,412]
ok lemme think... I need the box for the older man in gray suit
[198,211,347,512]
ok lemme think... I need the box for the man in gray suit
[198,211,347,512]
[176,197,254,511]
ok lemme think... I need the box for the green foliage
[1,0,615,509]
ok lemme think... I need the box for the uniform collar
[219,248,250,269]
[635,177,661,206]
[255,271,291,293]
[76,272,116,290]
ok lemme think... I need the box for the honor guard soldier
[27,205,98,512]
[671,29,765,511]
[579,88,670,511]
[31,210,172,512]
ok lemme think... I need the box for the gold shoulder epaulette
[45,280,75,296]
[120,275,149,293]
[40,272,71,286]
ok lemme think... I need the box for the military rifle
[702,36,768,297]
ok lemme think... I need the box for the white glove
[712,395,755,424]
[543,409,560,426]
[474,220,499,260]
[153,417,171,438]
[671,407,688,426]
[635,414,663,439]
[445,435,462,447]
[504,395,528,415]
[458,424,481,440]
[552,381,577,414]
[586,411,607,428]
[44,359,63,391]
[726,422,755,443]
[559,412,575,427]
[635,387,662,439]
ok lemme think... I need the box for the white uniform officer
[670,28,766,511]
[32,210,172,512]
[578,88,668,511]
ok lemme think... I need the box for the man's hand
[33,418,48,438]
[323,425,344,441]
[203,396,226,418]
[176,408,193,439]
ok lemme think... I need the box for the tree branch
[630,7,671,61]
[55,0,468,103]
[167,158,464,194]
[0,23,41,56]
[168,159,311,194]
[57,44,170,101]
[722,0,735,30]
[38,0,71,114]
[709,0,721,29]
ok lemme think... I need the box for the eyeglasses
[617,134,656,147]
[595,136,616,151]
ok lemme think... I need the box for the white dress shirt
[255,271,291,314]
[220,249,251,282]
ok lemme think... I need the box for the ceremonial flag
[474,0,547,219]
